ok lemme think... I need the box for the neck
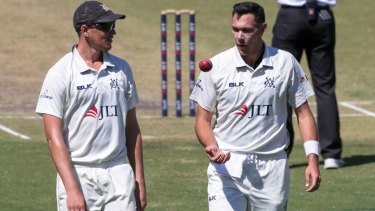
[76,41,103,71]
[243,42,264,67]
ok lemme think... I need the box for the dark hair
[232,2,265,25]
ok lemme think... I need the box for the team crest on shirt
[110,79,119,89]
[264,77,275,88]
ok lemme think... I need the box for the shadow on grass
[289,154,375,169]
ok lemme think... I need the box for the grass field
[1,0,375,210]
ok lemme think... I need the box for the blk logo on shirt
[229,82,244,87]
[85,105,119,120]
[77,84,92,91]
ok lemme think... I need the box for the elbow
[46,135,54,149]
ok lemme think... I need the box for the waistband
[223,149,287,161]
[281,5,330,10]
[73,158,128,168]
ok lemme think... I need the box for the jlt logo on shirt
[85,105,119,120]
[235,104,272,118]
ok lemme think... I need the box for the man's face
[232,13,266,56]
[85,22,116,51]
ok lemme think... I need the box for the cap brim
[96,13,126,23]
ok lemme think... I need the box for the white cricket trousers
[207,151,289,211]
[56,159,136,211]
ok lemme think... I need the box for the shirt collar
[72,45,115,73]
[233,41,273,70]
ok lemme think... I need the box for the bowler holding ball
[190,2,320,210]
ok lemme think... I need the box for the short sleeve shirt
[276,0,336,6]
[190,43,314,154]
[36,46,139,164]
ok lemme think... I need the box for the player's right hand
[205,145,231,164]
[67,190,87,211]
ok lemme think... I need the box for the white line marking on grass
[0,115,41,119]
[142,135,154,140]
[340,113,366,117]
[340,101,375,105]
[0,124,31,140]
[339,102,375,118]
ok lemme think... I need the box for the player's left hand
[305,154,321,192]
[135,180,147,211]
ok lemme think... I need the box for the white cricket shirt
[36,46,139,164]
[190,43,314,154]
[276,0,336,7]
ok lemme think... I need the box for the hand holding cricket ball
[199,59,213,72]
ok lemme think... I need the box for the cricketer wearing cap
[36,1,146,211]
[190,2,321,210]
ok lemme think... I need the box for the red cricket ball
[199,59,213,72]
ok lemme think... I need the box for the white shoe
[324,158,344,169]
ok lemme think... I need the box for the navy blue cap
[73,1,125,31]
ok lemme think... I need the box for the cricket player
[36,1,146,210]
[190,2,321,210]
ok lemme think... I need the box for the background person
[35,1,146,210]
[272,0,343,169]
[190,2,321,210]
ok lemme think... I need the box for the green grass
[0,140,56,210]
[1,0,375,210]
[1,117,375,210]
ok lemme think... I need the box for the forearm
[48,139,80,193]
[195,118,217,148]
[296,103,318,143]
[125,108,147,210]
[127,131,145,183]
[43,114,81,194]
[297,107,319,158]
[294,103,321,191]
[125,109,145,182]
[195,106,230,163]
[195,105,216,148]
[132,134,146,205]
